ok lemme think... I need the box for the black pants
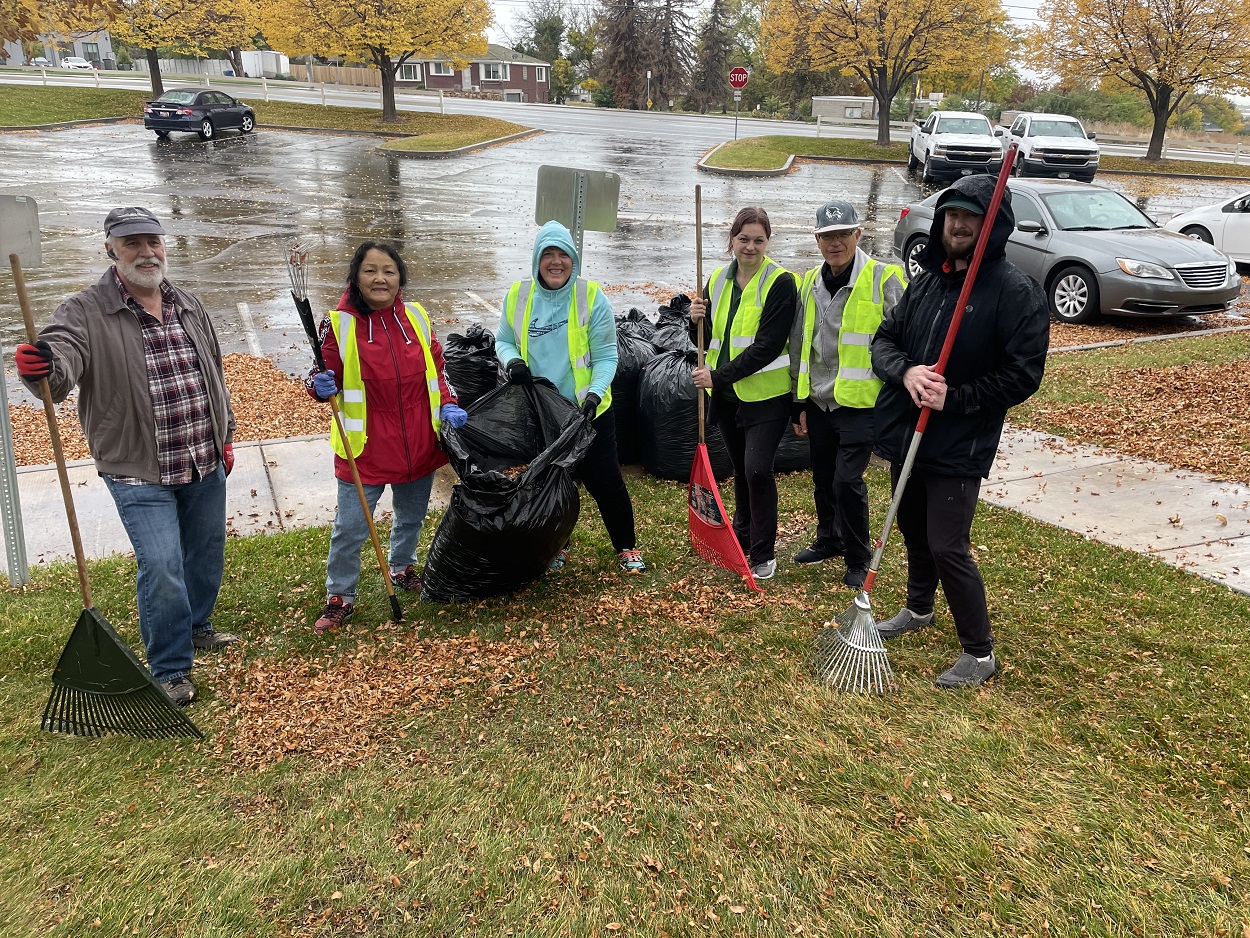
[575,408,636,552]
[891,464,993,657]
[715,400,787,566]
[805,404,874,568]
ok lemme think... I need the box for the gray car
[892,179,1242,323]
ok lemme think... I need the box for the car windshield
[1041,190,1155,230]
[155,91,198,104]
[1030,120,1085,137]
[936,117,992,135]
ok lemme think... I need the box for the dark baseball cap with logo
[103,206,166,238]
[813,199,861,234]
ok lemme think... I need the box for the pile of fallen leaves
[210,629,552,773]
[1025,358,1250,482]
[7,353,326,466]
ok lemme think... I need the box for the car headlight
[1231,258,1240,281]
[1116,258,1174,280]
[932,145,947,156]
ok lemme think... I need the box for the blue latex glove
[440,403,468,429]
[312,369,338,401]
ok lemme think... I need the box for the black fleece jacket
[871,174,1050,478]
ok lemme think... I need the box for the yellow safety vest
[503,277,612,418]
[328,302,442,459]
[706,258,791,402]
[796,259,906,407]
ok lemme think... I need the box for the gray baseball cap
[103,206,166,238]
[813,199,861,234]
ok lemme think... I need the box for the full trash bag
[612,308,659,465]
[774,424,812,472]
[422,379,595,601]
[651,294,695,353]
[442,324,502,409]
[637,349,733,482]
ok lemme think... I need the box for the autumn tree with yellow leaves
[261,0,492,121]
[1027,0,1250,160]
[761,0,1008,145]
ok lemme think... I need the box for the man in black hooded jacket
[870,173,1049,688]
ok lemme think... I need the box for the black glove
[15,340,53,379]
[506,359,532,385]
[581,392,601,418]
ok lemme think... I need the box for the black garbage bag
[442,323,502,409]
[637,349,733,482]
[616,307,656,343]
[652,294,695,353]
[421,379,595,602]
[774,423,812,472]
[612,309,660,465]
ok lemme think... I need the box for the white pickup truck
[998,112,1100,182]
[908,110,1004,184]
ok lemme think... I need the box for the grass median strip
[2,466,1248,935]
[0,86,149,125]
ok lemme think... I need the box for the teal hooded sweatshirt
[497,221,618,405]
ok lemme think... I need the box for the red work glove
[223,443,234,477]
[15,341,53,379]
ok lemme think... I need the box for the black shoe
[876,607,934,639]
[936,652,997,689]
[391,565,423,592]
[191,628,239,651]
[159,676,197,707]
[794,544,842,565]
[843,564,869,589]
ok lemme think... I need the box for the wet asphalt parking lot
[1,115,1247,397]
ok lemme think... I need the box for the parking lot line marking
[236,302,263,357]
[465,291,500,316]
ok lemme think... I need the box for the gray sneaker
[935,652,997,689]
[751,558,777,581]
[159,676,198,707]
[875,607,934,639]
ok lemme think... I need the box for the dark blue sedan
[143,89,256,141]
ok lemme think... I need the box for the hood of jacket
[919,174,1016,275]
[531,221,581,289]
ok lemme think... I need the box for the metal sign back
[0,195,41,267]
[535,166,620,233]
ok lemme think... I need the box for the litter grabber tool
[814,144,1020,694]
[686,185,761,592]
[287,241,403,624]
[8,242,202,738]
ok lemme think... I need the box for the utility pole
[646,70,651,110]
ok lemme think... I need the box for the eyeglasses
[816,229,859,241]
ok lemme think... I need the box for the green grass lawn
[0,87,529,150]
[3,466,1248,936]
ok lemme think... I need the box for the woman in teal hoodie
[497,221,646,573]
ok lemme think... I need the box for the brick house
[395,44,551,103]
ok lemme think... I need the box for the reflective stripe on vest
[329,302,443,459]
[706,258,791,402]
[796,259,904,407]
[503,277,612,418]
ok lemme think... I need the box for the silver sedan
[892,179,1242,323]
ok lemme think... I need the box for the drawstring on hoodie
[392,309,412,344]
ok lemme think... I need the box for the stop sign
[728,67,749,90]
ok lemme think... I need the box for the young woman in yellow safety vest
[305,242,467,633]
[689,206,798,582]
[497,220,646,574]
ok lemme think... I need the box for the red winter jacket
[317,291,455,485]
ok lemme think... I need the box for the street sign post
[729,67,749,140]
[0,194,38,587]
[535,165,621,260]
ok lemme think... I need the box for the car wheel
[1012,157,1026,177]
[198,118,215,141]
[907,150,919,174]
[241,113,254,133]
[904,235,928,280]
[921,154,936,185]
[1048,264,1100,324]
[1181,225,1214,244]
[154,130,170,139]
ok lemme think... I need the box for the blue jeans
[102,465,227,683]
[325,473,435,602]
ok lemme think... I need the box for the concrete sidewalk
[6,427,1250,596]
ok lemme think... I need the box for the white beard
[118,254,167,290]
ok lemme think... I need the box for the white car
[908,110,1004,184]
[61,56,95,70]
[999,112,1099,182]
[1163,190,1250,268]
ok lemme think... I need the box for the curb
[262,123,408,138]
[0,115,132,132]
[1049,321,1250,354]
[697,142,794,177]
[381,127,543,158]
